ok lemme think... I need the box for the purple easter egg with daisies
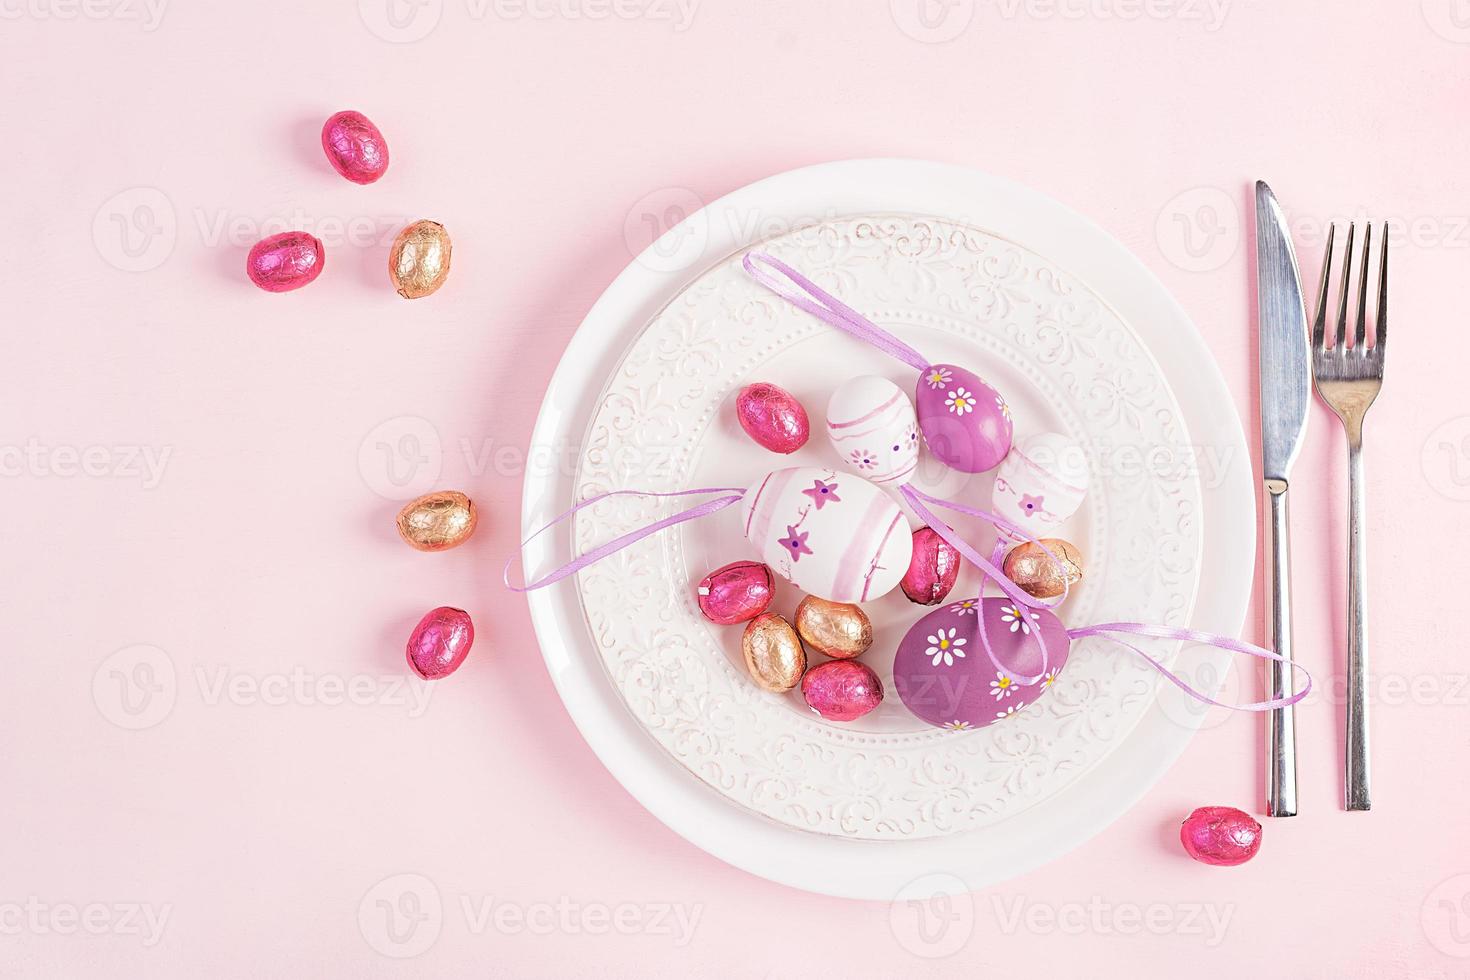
[739,466,912,603]
[914,363,1013,473]
[892,596,1070,731]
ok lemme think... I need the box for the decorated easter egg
[892,596,1070,730]
[913,364,1013,473]
[740,467,912,603]
[992,433,1090,543]
[736,382,809,454]
[321,110,390,184]
[825,375,919,485]
[801,660,883,721]
[246,231,324,292]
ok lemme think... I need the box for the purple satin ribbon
[505,486,745,592]
[743,252,932,373]
[899,482,1312,711]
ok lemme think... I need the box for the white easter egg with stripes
[740,466,912,602]
[825,376,920,485]
[992,432,1090,543]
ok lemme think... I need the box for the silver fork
[1310,221,1387,812]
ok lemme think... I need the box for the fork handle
[1265,479,1299,817]
[1346,433,1371,810]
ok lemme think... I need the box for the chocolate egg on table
[696,560,774,625]
[389,220,452,299]
[1002,538,1084,599]
[992,433,1090,543]
[914,364,1013,473]
[1179,806,1262,867]
[320,110,389,184]
[802,660,883,721]
[736,382,809,454]
[396,490,478,552]
[246,231,324,292]
[794,596,872,660]
[406,606,474,679]
[901,527,962,605]
[892,596,1070,730]
[740,466,912,603]
[742,613,805,693]
[826,375,919,484]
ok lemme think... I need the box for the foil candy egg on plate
[1002,538,1084,599]
[736,382,809,454]
[741,613,806,692]
[992,432,1090,543]
[825,375,918,484]
[793,595,872,660]
[900,527,962,605]
[696,560,774,625]
[892,596,1070,730]
[801,659,883,721]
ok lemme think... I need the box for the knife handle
[1264,478,1299,817]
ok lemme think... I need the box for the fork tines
[1311,221,1388,371]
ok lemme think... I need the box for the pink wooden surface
[1,2,1465,975]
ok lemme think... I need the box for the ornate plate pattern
[570,215,1200,841]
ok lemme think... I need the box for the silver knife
[1255,180,1309,818]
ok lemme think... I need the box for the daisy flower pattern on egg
[925,627,967,667]
[995,703,1021,721]
[989,672,1015,700]
[948,599,979,616]
[925,368,952,389]
[944,387,975,416]
[942,720,972,732]
[1000,604,1041,635]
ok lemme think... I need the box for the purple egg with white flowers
[913,363,1013,473]
[892,596,1070,730]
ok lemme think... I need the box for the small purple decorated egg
[826,375,919,485]
[801,660,883,721]
[736,382,809,454]
[992,432,1090,543]
[914,364,1013,473]
[740,467,912,603]
[892,596,1070,730]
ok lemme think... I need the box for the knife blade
[1256,181,1310,479]
[1255,179,1308,817]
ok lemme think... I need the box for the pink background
[2,1,1467,976]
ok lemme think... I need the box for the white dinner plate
[520,159,1253,899]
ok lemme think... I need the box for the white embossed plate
[521,160,1253,899]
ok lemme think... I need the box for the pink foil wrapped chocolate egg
[900,527,962,605]
[914,364,1013,473]
[736,382,809,454]
[1179,806,1262,867]
[406,606,474,680]
[893,596,1070,730]
[321,110,390,184]
[801,660,883,722]
[696,560,774,625]
[246,231,324,293]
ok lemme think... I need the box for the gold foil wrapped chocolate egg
[388,219,452,299]
[741,613,806,693]
[1002,538,1084,599]
[794,595,872,660]
[396,490,478,551]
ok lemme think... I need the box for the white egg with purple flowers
[991,432,1090,543]
[740,466,912,603]
[826,375,919,485]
